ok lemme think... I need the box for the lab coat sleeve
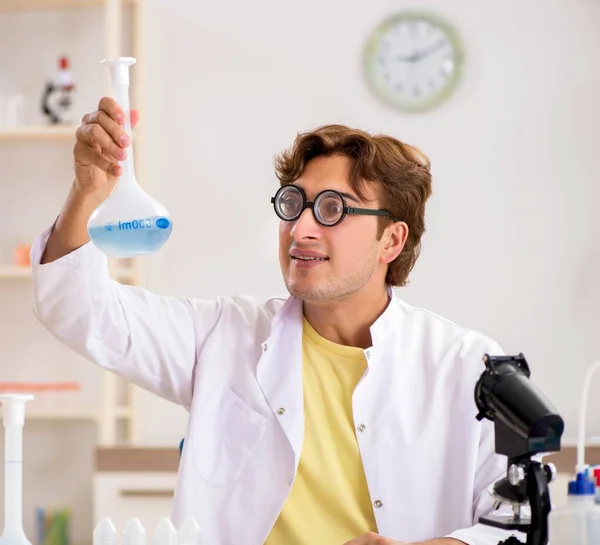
[445,415,520,545]
[30,224,219,410]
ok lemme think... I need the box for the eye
[277,187,303,218]
[317,193,344,223]
[324,201,342,217]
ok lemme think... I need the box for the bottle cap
[123,517,147,545]
[568,472,596,495]
[93,517,118,545]
[153,517,177,545]
[179,516,202,545]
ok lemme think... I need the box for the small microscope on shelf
[474,353,565,545]
[41,56,75,125]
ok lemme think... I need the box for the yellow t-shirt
[265,318,378,545]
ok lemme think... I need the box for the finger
[130,109,140,128]
[74,140,122,177]
[82,110,130,152]
[343,532,381,544]
[97,96,126,125]
[77,121,128,162]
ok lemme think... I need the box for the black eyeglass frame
[270,185,399,227]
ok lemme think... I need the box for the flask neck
[113,83,135,187]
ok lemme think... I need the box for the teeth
[295,256,326,261]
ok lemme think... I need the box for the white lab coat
[30,226,518,545]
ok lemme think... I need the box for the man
[31,98,515,545]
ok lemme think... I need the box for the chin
[284,278,314,300]
[284,279,340,304]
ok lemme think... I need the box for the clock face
[364,12,464,112]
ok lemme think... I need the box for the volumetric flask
[87,57,172,257]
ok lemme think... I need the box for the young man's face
[278,154,393,304]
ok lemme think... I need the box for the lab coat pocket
[191,387,268,487]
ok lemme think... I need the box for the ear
[380,222,409,264]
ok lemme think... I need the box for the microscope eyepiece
[475,354,564,458]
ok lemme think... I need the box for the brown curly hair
[273,124,433,287]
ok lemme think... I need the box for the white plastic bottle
[548,472,600,544]
[93,518,118,545]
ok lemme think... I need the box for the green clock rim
[363,10,465,113]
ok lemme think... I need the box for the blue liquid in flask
[88,216,173,258]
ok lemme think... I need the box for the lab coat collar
[368,285,402,353]
[265,285,402,356]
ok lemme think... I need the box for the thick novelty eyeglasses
[271,185,399,227]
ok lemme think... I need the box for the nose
[290,206,321,240]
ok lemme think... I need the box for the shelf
[0,125,77,141]
[0,265,31,279]
[0,0,144,452]
[0,406,99,422]
[0,0,137,12]
[559,437,600,448]
[0,266,137,282]
[115,406,132,418]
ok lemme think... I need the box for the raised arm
[32,98,219,408]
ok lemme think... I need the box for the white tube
[576,360,600,473]
[0,394,33,545]
[5,427,23,532]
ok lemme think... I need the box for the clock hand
[394,39,446,63]
[413,39,447,62]
[394,52,420,63]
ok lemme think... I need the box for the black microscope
[474,353,565,545]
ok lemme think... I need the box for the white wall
[138,0,600,446]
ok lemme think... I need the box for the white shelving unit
[0,406,99,421]
[0,0,145,445]
[0,0,125,10]
[0,265,32,278]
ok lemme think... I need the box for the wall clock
[364,11,464,112]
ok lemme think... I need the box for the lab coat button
[374,500,383,508]
[262,343,268,352]
[357,424,366,433]
[288,478,293,486]
[276,407,286,415]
